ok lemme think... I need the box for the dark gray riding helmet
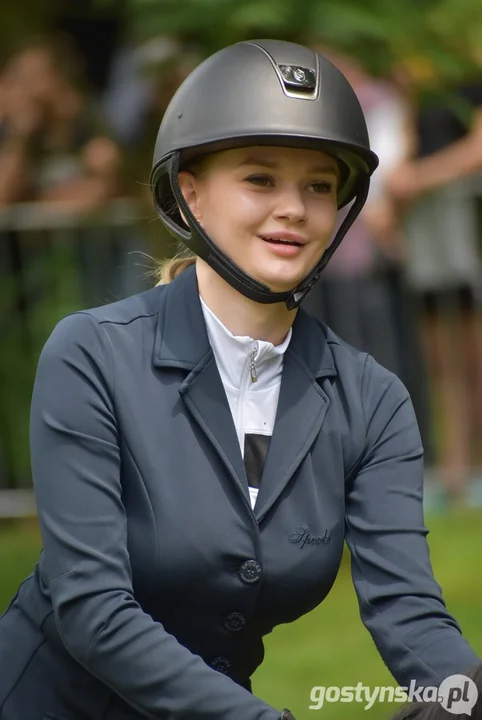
[151,39,379,308]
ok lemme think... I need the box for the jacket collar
[152,265,337,380]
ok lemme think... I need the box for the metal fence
[0,199,154,500]
[1,181,482,514]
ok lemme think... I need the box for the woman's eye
[245,174,274,187]
[310,181,335,194]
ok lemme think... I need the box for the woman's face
[178,145,339,293]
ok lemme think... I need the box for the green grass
[1,512,481,720]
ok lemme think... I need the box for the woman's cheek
[314,203,337,237]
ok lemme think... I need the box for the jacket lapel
[152,267,250,507]
[254,310,337,522]
[179,355,251,506]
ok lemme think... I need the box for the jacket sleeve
[344,354,480,689]
[30,312,281,720]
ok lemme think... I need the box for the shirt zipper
[236,342,259,461]
[249,342,259,383]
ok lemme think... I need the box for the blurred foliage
[94,0,482,83]
[2,0,481,84]
[0,0,66,64]
[0,0,120,66]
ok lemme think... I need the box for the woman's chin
[247,250,320,294]
[230,254,317,296]
[248,270,305,295]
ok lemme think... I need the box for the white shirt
[200,297,291,509]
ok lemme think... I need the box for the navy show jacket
[0,265,479,720]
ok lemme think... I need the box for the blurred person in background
[0,38,127,496]
[388,70,482,508]
[302,49,432,452]
[0,36,121,211]
[0,40,479,720]
[100,35,202,289]
[102,35,187,150]
[102,35,201,203]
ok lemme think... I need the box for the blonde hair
[156,249,197,285]
[154,154,211,285]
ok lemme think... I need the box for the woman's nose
[273,185,306,223]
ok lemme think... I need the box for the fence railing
[1,178,482,513]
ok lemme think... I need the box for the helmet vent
[278,65,316,91]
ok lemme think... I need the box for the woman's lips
[258,230,308,246]
[258,233,306,257]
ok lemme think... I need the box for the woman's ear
[177,171,202,224]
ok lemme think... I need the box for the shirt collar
[200,296,292,389]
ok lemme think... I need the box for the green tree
[100,0,481,83]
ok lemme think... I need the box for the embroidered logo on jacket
[288,526,332,548]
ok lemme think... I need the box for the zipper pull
[249,343,258,383]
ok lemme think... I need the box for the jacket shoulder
[38,285,166,366]
[318,323,418,482]
[323,321,405,396]
[77,285,164,326]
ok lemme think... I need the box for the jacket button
[224,612,247,632]
[210,656,232,674]
[239,559,262,584]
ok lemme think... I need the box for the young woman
[0,40,479,720]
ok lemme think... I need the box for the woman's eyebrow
[237,157,338,175]
[237,158,278,169]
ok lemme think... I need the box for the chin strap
[156,152,370,309]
